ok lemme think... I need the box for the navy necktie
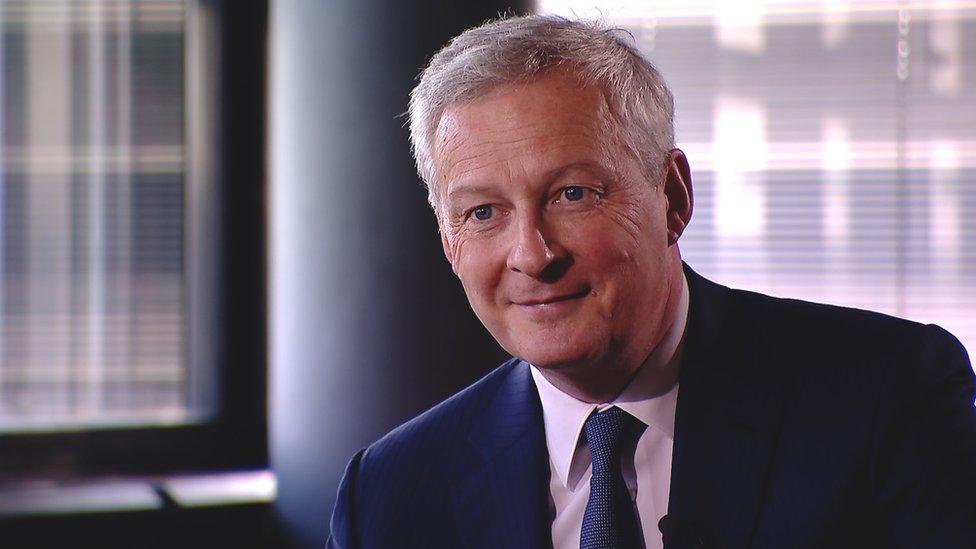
[580,406,644,549]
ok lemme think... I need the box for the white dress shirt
[529,274,689,549]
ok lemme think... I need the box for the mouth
[514,288,590,307]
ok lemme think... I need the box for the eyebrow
[445,161,612,204]
[446,183,500,203]
[544,161,613,184]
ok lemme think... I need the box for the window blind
[0,1,193,430]
[537,1,976,366]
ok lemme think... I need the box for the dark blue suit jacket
[328,266,976,548]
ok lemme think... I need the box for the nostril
[506,215,568,278]
[507,241,555,276]
[538,255,573,283]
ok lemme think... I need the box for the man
[328,15,976,549]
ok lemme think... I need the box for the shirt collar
[529,272,689,489]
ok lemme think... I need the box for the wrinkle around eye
[444,206,503,237]
[603,196,647,243]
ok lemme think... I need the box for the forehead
[433,72,616,193]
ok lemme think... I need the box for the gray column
[269,1,525,546]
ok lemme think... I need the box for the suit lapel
[452,361,552,549]
[668,264,785,548]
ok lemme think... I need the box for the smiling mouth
[515,288,590,306]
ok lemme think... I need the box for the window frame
[0,0,268,484]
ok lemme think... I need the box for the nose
[506,211,563,279]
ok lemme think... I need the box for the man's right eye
[472,205,493,221]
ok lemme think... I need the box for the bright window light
[536,0,976,365]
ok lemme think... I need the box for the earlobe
[664,148,694,246]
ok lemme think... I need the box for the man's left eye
[563,186,585,201]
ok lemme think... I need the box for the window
[0,0,267,484]
[537,1,976,363]
[0,0,195,431]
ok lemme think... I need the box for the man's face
[434,71,689,373]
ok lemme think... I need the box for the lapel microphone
[658,514,705,549]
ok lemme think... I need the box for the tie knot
[583,407,639,474]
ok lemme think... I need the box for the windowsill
[0,470,276,517]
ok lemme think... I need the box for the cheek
[565,215,642,268]
[445,232,466,271]
[454,238,503,300]
[564,217,663,304]
[603,184,668,242]
[607,207,645,246]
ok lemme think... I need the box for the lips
[513,288,590,306]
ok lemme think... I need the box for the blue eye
[563,186,585,201]
[472,205,493,220]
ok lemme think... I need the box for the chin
[510,339,604,371]
[492,318,609,368]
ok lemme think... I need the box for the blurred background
[0,0,972,547]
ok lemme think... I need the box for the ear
[663,148,694,246]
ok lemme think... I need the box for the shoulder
[686,267,972,398]
[684,265,956,366]
[726,284,962,359]
[732,284,915,331]
[715,283,973,404]
[330,358,528,546]
[355,357,522,479]
[692,283,976,544]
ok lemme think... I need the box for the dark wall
[269,1,529,547]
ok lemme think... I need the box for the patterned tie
[580,406,644,549]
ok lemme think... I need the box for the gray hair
[408,14,675,211]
